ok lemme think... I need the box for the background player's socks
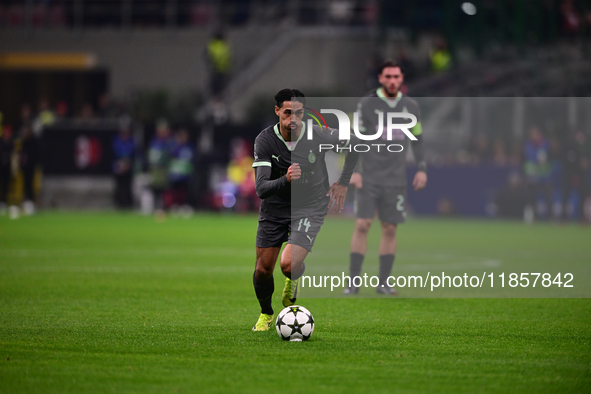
[344,253,364,294]
[379,254,395,285]
[349,253,364,284]
[253,273,274,315]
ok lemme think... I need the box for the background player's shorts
[256,215,325,252]
[354,183,407,224]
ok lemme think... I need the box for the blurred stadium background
[1,0,591,222]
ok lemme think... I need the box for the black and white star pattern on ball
[276,305,315,341]
[288,320,304,336]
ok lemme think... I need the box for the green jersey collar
[377,88,403,108]
[273,122,306,151]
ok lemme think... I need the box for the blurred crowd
[0,122,40,216]
[2,93,591,223]
[487,127,591,222]
[0,0,380,29]
[143,119,195,217]
[18,94,128,130]
[3,0,591,35]
[432,126,591,222]
[518,127,590,222]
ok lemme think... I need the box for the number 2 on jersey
[396,195,404,211]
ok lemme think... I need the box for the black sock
[350,253,364,287]
[291,262,306,280]
[379,254,395,284]
[253,273,274,315]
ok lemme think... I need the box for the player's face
[275,101,304,136]
[378,67,404,97]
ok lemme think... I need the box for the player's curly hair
[275,88,305,108]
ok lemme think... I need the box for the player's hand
[326,181,347,213]
[349,172,362,189]
[412,171,427,191]
[287,163,301,183]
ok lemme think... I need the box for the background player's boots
[282,277,300,307]
[343,286,360,295]
[376,283,398,295]
[252,313,274,331]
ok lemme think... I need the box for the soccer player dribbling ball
[251,89,359,331]
[345,61,428,296]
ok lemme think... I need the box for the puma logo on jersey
[272,155,281,161]
[306,235,314,244]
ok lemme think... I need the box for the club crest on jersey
[308,150,316,163]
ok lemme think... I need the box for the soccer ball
[275,305,314,342]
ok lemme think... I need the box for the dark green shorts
[256,215,325,252]
[354,183,407,224]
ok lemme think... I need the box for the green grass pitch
[1,212,590,393]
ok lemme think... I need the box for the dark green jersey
[253,122,355,220]
[356,89,422,187]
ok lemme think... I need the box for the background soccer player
[345,61,427,295]
[251,88,358,331]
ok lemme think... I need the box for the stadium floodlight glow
[461,2,477,15]
[222,192,236,208]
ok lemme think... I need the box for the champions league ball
[276,305,315,342]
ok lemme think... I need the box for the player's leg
[281,215,325,306]
[377,221,397,294]
[375,186,406,295]
[346,184,377,294]
[346,218,372,294]
[351,218,373,255]
[252,246,280,331]
[280,243,308,279]
[279,243,309,306]
[252,218,289,331]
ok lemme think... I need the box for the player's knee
[280,253,302,267]
[381,222,396,238]
[355,219,372,234]
[255,266,273,280]
[279,257,291,273]
[280,259,304,279]
[255,259,274,280]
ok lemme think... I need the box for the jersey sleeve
[252,135,272,168]
[410,100,422,137]
[316,125,359,186]
[352,99,372,172]
[357,100,367,133]
[409,100,426,172]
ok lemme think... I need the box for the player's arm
[410,117,427,191]
[321,125,361,187]
[326,131,360,212]
[335,135,360,187]
[254,164,300,199]
[252,136,287,199]
[349,100,368,188]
